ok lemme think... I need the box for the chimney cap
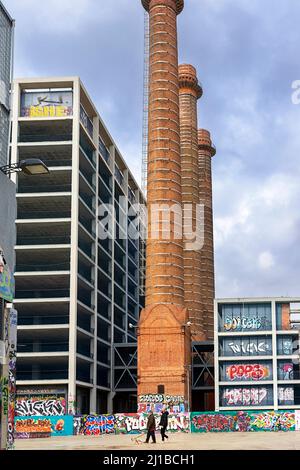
[198,129,216,157]
[179,64,203,99]
[141,0,184,15]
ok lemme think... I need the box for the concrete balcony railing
[17,370,68,380]
[18,342,69,353]
[15,289,70,299]
[17,235,71,245]
[18,315,69,326]
[19,133,72,143]
[15,262,70,272]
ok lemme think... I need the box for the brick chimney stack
[178,64,205,340]
[138,0,191,402]
[198,129,216,339]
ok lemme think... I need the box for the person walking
[159,407,169,442]
[145,410,156,443]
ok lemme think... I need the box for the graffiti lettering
[224,316,267,331]
[82,415,115,435]
[251,411,295,431]
[16,398,66,416]
[15,415,73,438]
[139,394,184,404]
[228,341,270,355]
[226,364,270,381]
[278,387,294,403]
[222,387,268,406]
[114,413,190,434]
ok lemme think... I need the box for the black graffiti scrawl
[16,398,66,416]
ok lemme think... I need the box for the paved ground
[14,431,300,450]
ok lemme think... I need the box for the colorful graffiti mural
[0,260,15,302]
[1,308,18,450]
[114,413,190,434]
[191,411,295,433]
[278,363,294,380]
[226,364,271,381]
[250,411,295,432]
[81,415,115,435]
[16,397,66,416]
[15,415,73,438]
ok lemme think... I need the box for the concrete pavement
[15,431,300,450]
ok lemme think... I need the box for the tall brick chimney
[178,64,205,340]
[198,129,216,339]
[138,0,191,402]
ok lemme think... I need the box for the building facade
[215,298,300,411]
[11,77,145,415]
[0,1,14,167]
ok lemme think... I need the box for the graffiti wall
[16,397,66,416]
[15,416,74,439]
[14,410,299,439]
[114,413,190,434]
[191,411,295,433]
[138,394,185,413]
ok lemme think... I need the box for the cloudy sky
[5,0,300,298]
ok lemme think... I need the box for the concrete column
[68,78,80,414]
[198,129,216,340]
[0,306,17,450]
[178,64,204,339]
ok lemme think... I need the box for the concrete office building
[11,77,146,414]
[215,298,300,411]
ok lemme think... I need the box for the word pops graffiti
[191,411,295,433]
[222,387,268,406]
[15,415,74,439]
[226,364,270,381]
[81,415,115,435]
[16,398,66,416]
[114,413,190,434]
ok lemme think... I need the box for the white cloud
[258,251,275,270]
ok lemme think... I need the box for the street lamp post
[0,158,49,450]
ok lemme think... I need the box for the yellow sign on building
[29,105,70,118]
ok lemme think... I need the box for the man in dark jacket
[159,407,169,441]
[145,410,156,443]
